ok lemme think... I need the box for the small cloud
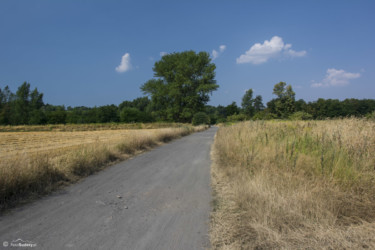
[212,44,226,60]
[160,52,168,57]
[212,50,219,60]
[311,68,361,88]
[115,53,132,73]
[236,36,306,64]
[285,49,307,57]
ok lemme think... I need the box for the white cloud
[236,36,306,64]
[311,68,361,88]
[160,51,168,57]
[212,50,219,60]
[115,53,132,73]
[212,44,226,60]
[285,49,307,57]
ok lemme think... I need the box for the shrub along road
[0,127,217,250]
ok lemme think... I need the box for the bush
[192,112,210,125]
[252,111,277,120]
[226,113,248,122]
[289,111,313,120]
[366,111,375,120]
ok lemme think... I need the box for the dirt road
[0,127,217,250]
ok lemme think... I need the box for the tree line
[1,51,374,125]
[208,81,375,123]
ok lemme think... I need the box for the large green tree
[141,51,218,122]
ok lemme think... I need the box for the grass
[0,124,207,211]
[210,118,375,249]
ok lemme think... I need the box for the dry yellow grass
[211,119,375,249]
[0,124,207,210]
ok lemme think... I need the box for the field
[211,118,375,249]
[0,123,205,210]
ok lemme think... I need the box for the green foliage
[0,86,14,125]
[252,111,277,120]
[241,89,255,117]
[120,107,153,123]
[192,112,210,125]
[289,111,313,120]
[227,113,248,122]
[268,82,296,118]
[253,95,265,112]
[141,51,218,123]
[14,82,31,124]
[45,105,67,124]
[225,102,240,116]
[119,97,151,112]
[366,111,375,120]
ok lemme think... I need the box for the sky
[0,0,374,107]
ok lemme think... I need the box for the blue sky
[0,0,374,107]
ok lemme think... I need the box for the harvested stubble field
[0,124,205,210]
[211,118,375,249]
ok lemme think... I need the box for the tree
[44,105,67,124]
[14,82,31,124]
[241,89,255,117]
[253,95,265,112]
[225,102,240,116]
[120,107,152,123]
[141,51,218,122]
[0,86,14,125]
[97,105,119,123]
[192,112,210,125]
[29,88,46,124]
[119,97,151,112]
[271,82,296,118]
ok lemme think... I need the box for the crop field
[0,124,205,210]
[0,129,180,159]
[211,118,375,249]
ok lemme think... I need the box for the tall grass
[0,125,206,211]
[211,119,375,249]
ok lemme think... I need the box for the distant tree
[131,97,151,112]
[14,82,31,124]
[204,105,218,124]
[241,89,255,117]
[141,51,218,122]
[0,86,14,125]
[216,105,227,122]
[120,107,152,123]
[97,105,119,123]
[44,105,67,124]
[271,82,296,118]
[29,88,46,124]
[253,95,265,112]
[295,99,307,112]
[225,102,240,116]
[192,112,210,125]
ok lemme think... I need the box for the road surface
[0,127,217,250]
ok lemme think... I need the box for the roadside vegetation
[211,118,375,249]
[0,124,207,211]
